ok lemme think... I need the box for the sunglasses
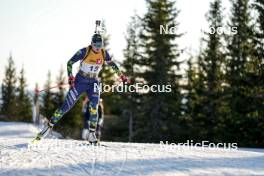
[92,42,102,49]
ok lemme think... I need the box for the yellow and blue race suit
[50,45,121,131]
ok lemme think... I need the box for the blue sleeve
[104,51,121,76]
[70,48,87,62]
[104,50,111,62]
[67,47,87,77]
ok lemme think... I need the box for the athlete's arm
[104,50,129,83]
[67,48,87,77]
[104,51,122,76]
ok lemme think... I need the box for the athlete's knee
[89,102,98,115]
[88,102,98,129]
[88,121,97,132]
[50,109,64,125]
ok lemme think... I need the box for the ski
[31,133,42,144]
[31,125,52,144]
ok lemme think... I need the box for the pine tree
[137,0,183,142]
[194,0,226,141]
[254,0,264,86]
[255,0,264,40]
[41,71,55,119]
[255,0,264,55]
[123,16,140,79]
[247,0,264,147]
[254,0,264,97]
[227,0,253,84]
[121,15,142,141]
[1,55,17,118]
[184,50,209,140]
[54,65,66,107]
[16,66,32,122]
[226,0,257,145]
[182,57,202,140]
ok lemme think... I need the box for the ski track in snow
[0,122,264,176]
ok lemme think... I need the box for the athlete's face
[91,42,102,53]
[92,45,100,53]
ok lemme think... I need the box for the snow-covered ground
[0,121,39,138]
[0,121,264,176]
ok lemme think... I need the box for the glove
[120,74,130,84]
[68,76,75,87]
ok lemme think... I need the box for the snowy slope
[0,121,39,138]
[0,122,264,176]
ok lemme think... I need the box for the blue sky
[0,0,230,90]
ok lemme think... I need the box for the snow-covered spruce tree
[137,0,182,142]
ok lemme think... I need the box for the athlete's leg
[86,81,100,132]
[81,101,90,140]
[50,83,87,125]
[34,75,90,141]
[84,101,90,129]
[35,82,87,140]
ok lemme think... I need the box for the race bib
[80,63,102,74]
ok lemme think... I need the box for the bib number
[80,63,102,74]
[89,65,99,72]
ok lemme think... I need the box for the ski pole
[35,83,69,95]
[34,77,133,95]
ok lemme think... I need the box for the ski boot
[87,131,98,145]
[87,121,98,145]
